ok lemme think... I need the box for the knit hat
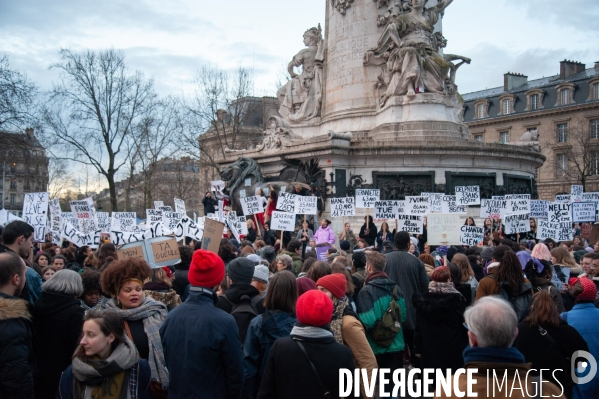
[161,266,173,279]
[258,246,276,263]
[447,246,459,262]
[480,247,493,263]
[189,250,225,288]
[227,257,255,284]
[296,290,333,327]
[246,254,262,265]
[577,277,597,302]
[339,240,351,251]
[253,265,269,284]
[316,273,347,299]
[296,277,317,296]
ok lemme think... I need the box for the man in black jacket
[0,251,34,399]
[201,191,218,216]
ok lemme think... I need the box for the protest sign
[111,212,137,232]
[158,206,173,213]
[460,226,484,246]
[22,192,49,241]
[174,216,203,242]
[154,201,164,209]
[240,196,262,215]
[571,185,583,202]
[374,201,398,220]
[582,192,599,203]
[210,180,225,192]
[117,237,180,268]
[427,213,461,245]
[0,210,22,227]
[581,222,593,240]
[174,198,186,214]
[548,202,572,223]
[239,189,246,198]
[555,195,571,203]
[503,213,530,235]
[110,222,164,246]
[355,189,380,209]
[276,192,297,213]
[163,212,184,233]
[61,222,101,248]
[455,186,480,205]
[61,212,76,226]
[146,209,164,225]
[96,212,111,233]
[270,211,296,231]
[405,196,430,215]
[296,196,318,215]
[424,193,443,213]
[572,202,596,223]
[441,195,466,214]
[70,198,98,234]
[537,220,573,242]
[396,214,423,234]
[48,198,62,246]
[315,245,331,261]
[237,216,249,235]
[530,200,550,219]
[480,198,507,219]
[116,243,145,261]
[330,197,355,217]
[505,194,530,215]
[201,218,225,254]
[226,219,240,242]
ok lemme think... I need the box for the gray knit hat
[253,265,270,284]
[258,246,276,263]
[227,257,255,284]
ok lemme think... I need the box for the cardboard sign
[396,214,423,235]
[425,193,443,213]
[117,237,180,268]
[355,189,380,209]
[276,192,297,213]
[555,195,571,204]
[330,197,355,217]
[571,185,583,203]
[111,212,137,232]
[270,211,295,232]
[480,198,507,219]
[404,196,430,215]
[427,213,461,245]
[22,192,49,242]
[240,196,262,215]
[537,220,572,242]
[201,218,225,254]
[441,195,466,214]
[460,226,484,246]
[505,194,530,216]
[572,202,597,223]
[548,203,572,223]
[374,200,398,220]
[116,243,145,261]
[530,200,550,219]
[455,186,480,205]
[174,198,186,214]
[296,196,318,215]
[110,222,165,246]
[503,213,530,235]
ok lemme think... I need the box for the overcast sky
[1,0,597,98]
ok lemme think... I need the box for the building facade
[463,60,599,199]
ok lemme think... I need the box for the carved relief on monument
[332,0,354,15]
[510,129,541,152]
[445,172,497,198]
[256,116,301,151]
[373,172,435,199]
[277,25,325,124]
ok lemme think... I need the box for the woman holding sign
[359,216,378,247]
[264,186,278,224]
[376,222,393,253]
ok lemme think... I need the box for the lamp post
[1,161,15,210]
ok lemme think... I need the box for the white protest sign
[427,213,461,245]
[571,185,583,203]
[61,212,76,226]
[146,209,164,225]
[174,198,186,214]
[226,219,240,242]
[164,212,184,233]
[22,192,49,241]
[218,200,224,222]
[374,200,399,220]
[455,186,480,206]
[240,196,262,215]
[505,194,530,215]
[49,198,62,246]
[441,195,466,214]
[239,189,246,198]
[480,198,507,219]
[396,214,423,234]
[537,220,572,242]
[405,196,430,215]
[548,202,572,223]
[154,201,164,209]
[296,196,318,215]
[270,211,295,231]
[237,216,249,235]
[210,180,225,192]
[111,212,137,232]
[158,206,173,212]
[0,210,22,227]
[460,226,484,246]
[244,178,252,187]
[276,192,297,213]
[70,199,93,219]
[330,197,355,217]
[582,192,599,203]
[355,189,380,209]
[174,217,204,242]
[555,195,571,203]
[530,200,550,219]
[60,222,101,248]
[70,198,98,234]
[110,222,165,246]
[424,193,443,213]
[96,212,111,234]
[503,213,530,235]
[572,202,596,223]
[396,200,406,214]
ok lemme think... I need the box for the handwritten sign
[163,212,184,233]
[111,212,137,232]
[201,218,225,254]
[504,213,530,235]
[396,214,423,234]
[23,192,49,241]
[240,196,262,215]
[480,198,507,219]
[405,196,430,215]
[537,220,572,242]
[572,202,596,223]
[49,198,62,246]
[146,209,164,225]
[455,186,480,205]
[375,200,399,220]
[150,238,180,264]
[356,189,380,209]
[154,201,164,209]
[548,202,572,223]
[270,211,296,231]
[276,192,297,213]
[174,216,204,242]
[116,243,145,261]
[424,193,443,213]
[117,237,181,268]
[427,213,461,245]
[60,221,101,248]
[505,194,530,215]
[530,200,550,219]
[174,198,186,214]
[555,195,571,204]
[296,196,318,215]
[581,192,599,203]
[460,226,484,246]
[210,180,225,192]
[330,197,356,217]
[571,185,583,203]
[110,223,164,246]
[96,212,111,233]
[441,195,466,214]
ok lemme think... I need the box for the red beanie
[577,277,598,302]
[188,250,225,289]
[296,290,333,327]
[316,273,347,299]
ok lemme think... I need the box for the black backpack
[371,286,402,347]
[224,294,263,344]
[498,281,533,322]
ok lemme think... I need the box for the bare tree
[47,158,75,199]
[154,156,200,213]
[0,55,37,130]
[41,48,155,211]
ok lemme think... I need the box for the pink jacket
[314,225,335,245]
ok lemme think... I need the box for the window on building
[557,123,568,143]
[10,178,16,190]
[500,131,510,144]
[594,83,599,100]
[503,99,512,114]
[592,119,599,139]
[560,88,571,105]
[9,194,16,206]
[474,135,483,142]
[530,94,539,110]
[24,179,30,189]
[556,153,568,176]
[591,150,599,175]
[477,103,486,118]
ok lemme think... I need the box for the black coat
[359,223,377,246]
[412,292,468,371]
[246,228,257,243]
[172,269,189,298]
[469,260,485,282]
[202,196,218,216]
[257,332,357,399]
[0,293,35,399]
[32,291,84,399]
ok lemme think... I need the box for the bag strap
[123,320,133,341]
[537,326,558,347]
[294,339,332,398]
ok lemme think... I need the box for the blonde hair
[246,219,255,229]
[551,247,578,267]
[451,253,474,282]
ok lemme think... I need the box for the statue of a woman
[277,25,324,123]
[365,0,454,105]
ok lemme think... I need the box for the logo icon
[571,350,597,384]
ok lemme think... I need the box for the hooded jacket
[143,282,181,312]
[356,275,407,355]
[0,293,34,399]
[32,291,84,399]
[280,250,303,276]
[242,310,296,398]
[313,225,335,245]
[216,283,266,315]
[475,262,501,300]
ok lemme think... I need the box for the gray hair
[277,254,293,267]
[464,296,518,348]
[42,269,84,297]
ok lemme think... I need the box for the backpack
[497,281,533,322]
[224,294,263,344]
[352,271,365,289]
[371,286,402,347]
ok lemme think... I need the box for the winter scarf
[463,346,526,365]
[72,338,138,399]
[80,298,107,312]
[364,271,389,285]
[105,296,169,387]
[330,296,350,344]
[428,281,460,294]
[290,324,334,340]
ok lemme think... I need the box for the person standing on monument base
[313,219,335,246]
[359,215,377,247]
[202,191,218,216]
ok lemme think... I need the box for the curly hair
[176,245,193,271]
[80,269,102,295]
[497,251,526,296]
[100,258,152,296]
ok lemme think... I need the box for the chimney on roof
[25,128,34,139]
[504,72,528,91]
[560,60,586,79]
[595,61,599,69]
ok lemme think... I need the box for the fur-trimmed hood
[0,295,31,321]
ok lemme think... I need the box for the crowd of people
[1,211,598,398]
